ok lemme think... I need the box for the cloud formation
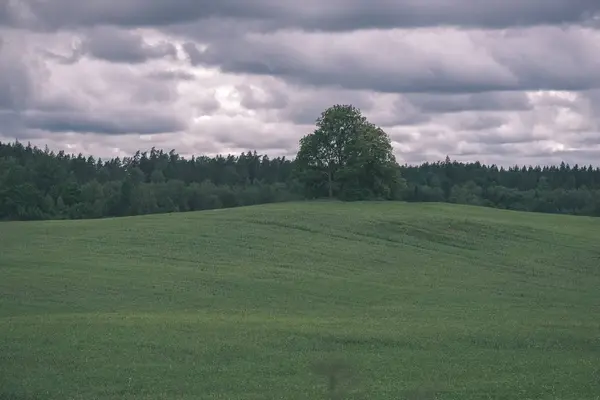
[6,0,600,31]
[1,0,599,166]
[184,26,600,94]
[43,27,178,64]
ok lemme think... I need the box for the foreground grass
[1,201,599,399]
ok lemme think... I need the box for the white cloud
[1,5,600,167]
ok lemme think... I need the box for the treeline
[0,141,302,220]
[1,141,599,221]
[403,157,600,216]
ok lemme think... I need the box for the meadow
[1,201,599,399]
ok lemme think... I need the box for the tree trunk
[328,169,333,198]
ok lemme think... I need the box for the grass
[1,201,599,399]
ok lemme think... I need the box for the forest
[1,139,599,221]
[1,103,598,221]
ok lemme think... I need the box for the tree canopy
[295,104,404,200]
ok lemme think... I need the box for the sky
[1,1,600,166]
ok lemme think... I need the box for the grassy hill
[1,202,599,399]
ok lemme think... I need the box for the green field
[1,202,599,399]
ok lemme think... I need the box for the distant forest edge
[2,140,599,221]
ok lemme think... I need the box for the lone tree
[295,104,404,200]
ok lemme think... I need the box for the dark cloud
[571,132,600,146]
[23,109,186,135]
[580,89,600,127]
[368,96,431,127]
[133,84,176,104]
[0,110,23,138]
[182,38,448,93]
[193,91,221,116]
[1,28,188,138]
[84,27,177,63]
[235,84,288,111]
[0,1,32,27]
[183,26,600,95]
[476,131,551,146]
[41,48,81,65]
[0,37,36,111]
[147,70,196,81]
[44,27,177,64]
[376,112,430,128]
[406,92,532,114]
[12,0,600,31]
[486,26,600,92]
[450,115,508,131]
[0,3,9,25]
[181,42,202,64]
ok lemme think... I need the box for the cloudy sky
[1,1,600,166]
